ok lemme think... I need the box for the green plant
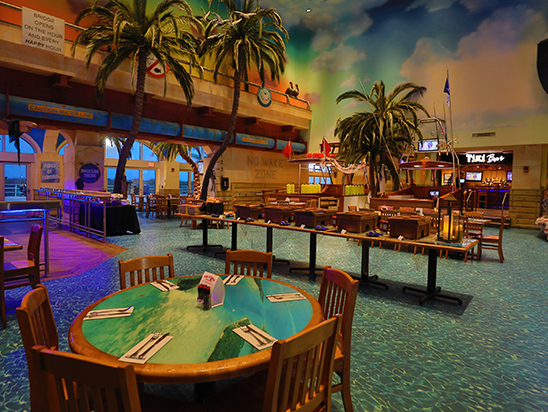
[197,0,288,200]
[335,81,429,196]
[72,0,200,193]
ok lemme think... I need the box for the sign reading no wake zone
[79,164,101,184]
[22,7,65,55]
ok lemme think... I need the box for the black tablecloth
[79,204,141,236]
[199,202,224,215]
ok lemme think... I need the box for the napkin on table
[233,323,276,350]
[223,275,244,286]
[119,332,173,364]
[84,306,134,320]
[151,280,178,291]
[266,293,306,303]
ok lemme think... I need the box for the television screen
[466,171,483,182]
[418,139,439,152]
[507,171,512,181]
[459,178,465,184]
[429,190,440,197]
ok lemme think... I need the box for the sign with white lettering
[22,7,65,55]
[465,153,505,164]
[79,164,101,184]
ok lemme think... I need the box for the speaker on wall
[220,176,229,191]
[537,39,548,95]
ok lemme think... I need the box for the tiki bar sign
[465,153,505,164]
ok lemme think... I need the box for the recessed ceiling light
[306,8,311,13]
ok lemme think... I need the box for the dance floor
[2,222,126,280]
[1,213,548,411]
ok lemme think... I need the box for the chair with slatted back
[16,284,59,412]
[481,215,506,263]
[204,315,342,412]
[145,195,157,218]
[119,254,174,290]
[225,249,273,279]
[32,344,206,412]
[155,195,169,219]
[31,345,142,412]
[318,266,359,412]
[2,224,43,329]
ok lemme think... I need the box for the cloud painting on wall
[7,0,548,148]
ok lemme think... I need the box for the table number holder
[199,272,225,308]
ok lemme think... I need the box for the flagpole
[446,65,454,147]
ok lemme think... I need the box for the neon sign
[465,153,505,164]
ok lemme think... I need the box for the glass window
[126,169,140,194]
[107,168,116,192]
[130,141,141,160]
[58,143,67,155]
[142,169,156,195]
[179,171,190,196]
[142,144,158,161]
[105,139,119,159]
[5,136,34,154]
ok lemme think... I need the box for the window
[142,169,156,195]
[1,134,34,153]
[142,144,158,161]
[179,171,191,196]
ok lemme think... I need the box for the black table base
[187,219,223,251]
[359,240,388,289]
[402,248,462,305]
[289,232,323,281]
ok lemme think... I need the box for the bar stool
[477,189,488,209]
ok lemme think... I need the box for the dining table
[2,236,23,251]
[68,275,323,385]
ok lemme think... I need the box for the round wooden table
[69,275,323,384]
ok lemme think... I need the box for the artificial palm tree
[72,0,200,193]
[197,0,288,200]
[148,141,202,198]
[335,81,429,196]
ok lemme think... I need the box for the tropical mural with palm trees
[6,0,548,154]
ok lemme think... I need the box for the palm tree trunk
[369,162,377,198]
[200,64,242,201]
[114,51,147,194]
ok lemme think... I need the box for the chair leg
[1,285,6,329]
[334,369,354,412]
[498,246,504,263]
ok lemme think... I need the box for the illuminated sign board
[464,153,506,164]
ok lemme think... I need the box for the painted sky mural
[6,0,548,150]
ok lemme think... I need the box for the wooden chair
[155,195,169,219]
[145,195,157,218]
[119,254,174,289]
[1,224,43,329]
[16,284,59,412]
[225,249,273,279]
[318,266,359,412]
[31,345,206,412]
[31,345,142,412]
[464,219,484,261]
[204,315,342,412]
[481,216,506,263]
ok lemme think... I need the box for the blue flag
[444,77,450,106]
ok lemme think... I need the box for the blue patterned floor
[1,215,548,411]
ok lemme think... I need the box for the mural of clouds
[311,44,366,73]
[401,5,548,132]
[406,0,492,13]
